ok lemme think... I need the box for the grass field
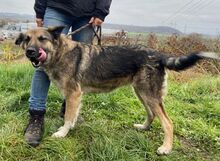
[0,63,219,161]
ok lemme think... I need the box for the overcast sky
[0,0,220,35]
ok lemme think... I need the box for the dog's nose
[26,47,37,58]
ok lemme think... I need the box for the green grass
[0,63,219,161]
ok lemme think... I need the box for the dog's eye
[24,36,30,42]
[38,36,48,41]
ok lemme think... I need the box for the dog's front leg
[52,84,82,138]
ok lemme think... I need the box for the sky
[0,0,220,35]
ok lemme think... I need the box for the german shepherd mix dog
[15,26,220,155]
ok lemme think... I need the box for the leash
[66,23,102,46]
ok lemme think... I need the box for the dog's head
[15,26,65,67]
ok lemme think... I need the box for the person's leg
[59,17,94,118]
[25,7,72,147]
[28,69,50,112]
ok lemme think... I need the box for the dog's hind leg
[52,84,82,138]
[133,88,155,130]
[134,93,173,154]
[153,102,173,155]
[133,86,173,154]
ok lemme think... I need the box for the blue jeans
[29,7,94,111]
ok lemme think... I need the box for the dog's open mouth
[31,48,47,67]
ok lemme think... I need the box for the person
[24,0,112,147]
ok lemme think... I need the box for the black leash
[66,23,102,46]
[93,25,102,46]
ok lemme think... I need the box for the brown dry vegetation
[103,32,220,75]
[0,40,25,63]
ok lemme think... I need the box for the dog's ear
[15,33,25,45]
[47,26,65,39]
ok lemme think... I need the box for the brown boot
[24,109,45,147]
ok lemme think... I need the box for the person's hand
[89,17,103,26]
[36,18,44,27]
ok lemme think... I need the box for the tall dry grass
[0,40,24,63]
[102,32,220,74]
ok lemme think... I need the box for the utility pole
[184,24,187,34]
[174,22,177,29]
[216,28,220,36]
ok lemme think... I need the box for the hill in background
[103,23,182,34]
[0,12,34,22]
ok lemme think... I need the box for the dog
[15,26,220,155]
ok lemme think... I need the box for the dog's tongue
[38,48,47,62]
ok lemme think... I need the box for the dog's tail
[161,52,220,71]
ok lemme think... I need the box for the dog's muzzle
[26,47,47,68]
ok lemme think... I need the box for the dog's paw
[134,124,151,130]
[52,126,69,138]
[156,146,172,155]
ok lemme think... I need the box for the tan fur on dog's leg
[52,84,82,138]
[154,103,173,155]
